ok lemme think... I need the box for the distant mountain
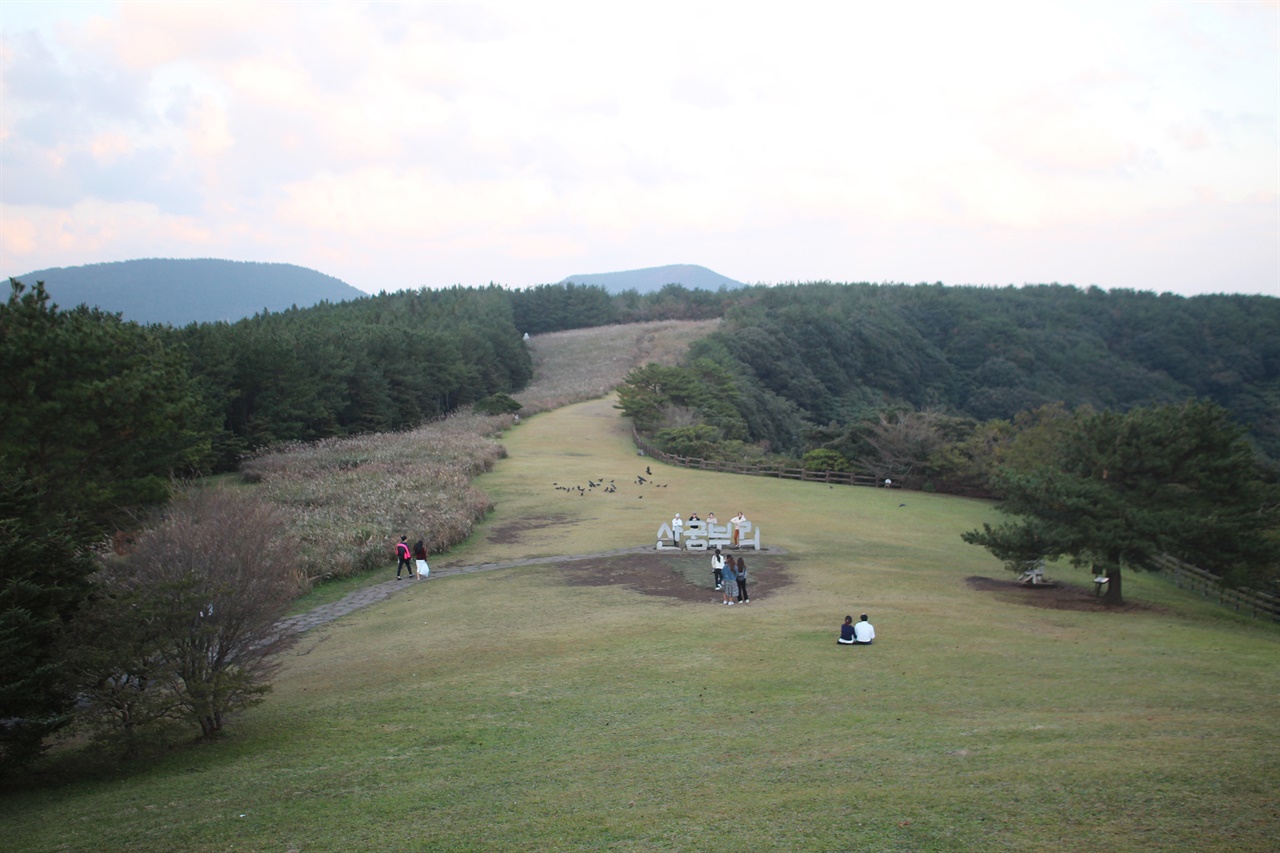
[559,264,744,294]
[7,258,366,326]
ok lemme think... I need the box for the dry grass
[514,319,720,414]
[239,320,718,584]
[240,411,512,582]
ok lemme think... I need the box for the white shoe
[727,601,734,606]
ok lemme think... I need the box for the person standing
[735,556,749,604]
[711,548,725,590]
[730,511,747,547]
[395,535,412,579]
[412,538,429,579]
[721,557,738,606]
[671,512,684,548]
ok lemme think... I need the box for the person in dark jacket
[395,535,412,579]
[412,539,429,578]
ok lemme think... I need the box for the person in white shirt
[671,513,683,548]
[730,512,747,547]
[853,614,875,644]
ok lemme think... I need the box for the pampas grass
[240,411,511,581]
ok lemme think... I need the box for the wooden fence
[1150,554,1280,622]
[632,431,886,488]
[634,432,1278,622]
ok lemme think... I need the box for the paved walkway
[274,545,784,636]
[274,545,654,635]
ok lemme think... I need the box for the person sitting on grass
[838,614,875,645]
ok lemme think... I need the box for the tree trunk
[1101,562,1124,605]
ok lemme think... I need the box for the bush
[802,448,851,472]
[63,487,303,747]
[473,393,523,415]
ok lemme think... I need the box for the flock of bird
[553,467,668,498]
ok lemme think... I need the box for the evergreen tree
[962,402,1278,603]
[0,475,96,771]
[1,280,214,527]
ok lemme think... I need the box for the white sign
[656,519,761,550]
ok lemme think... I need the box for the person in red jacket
[395,535,413,579]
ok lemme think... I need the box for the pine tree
[962,401,1277,604]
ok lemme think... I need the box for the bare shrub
[858,409,948,488]
[66,487,303,745]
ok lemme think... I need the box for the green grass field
[10,396,1280,851]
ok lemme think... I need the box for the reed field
[9,388,1280,852]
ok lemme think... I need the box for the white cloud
[1,0,1276,296]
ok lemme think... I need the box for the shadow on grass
[965,575,1163,613]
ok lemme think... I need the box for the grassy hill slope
[9,393,1279,850]
[515,318,721,414]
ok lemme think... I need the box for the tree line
[0,279,539,772]
[617,282,1279,470]
[178,285,534,469]
[614,282,1280,600]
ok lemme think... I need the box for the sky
[1,1,1277,297]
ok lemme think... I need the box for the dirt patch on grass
[488,516,571,545]
[964,576,1161,613]
[559,552,793,604]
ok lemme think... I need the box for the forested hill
[10,258,365,325]
[658,283,1278,462]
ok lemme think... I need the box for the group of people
[838,614,875,645]
[711,548,750,605]
[395,535,430,580]
[395,532,876,647]
[670,510,750,547]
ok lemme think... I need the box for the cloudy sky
[2,1,1276,296]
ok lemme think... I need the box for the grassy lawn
[9,396,1279,851]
